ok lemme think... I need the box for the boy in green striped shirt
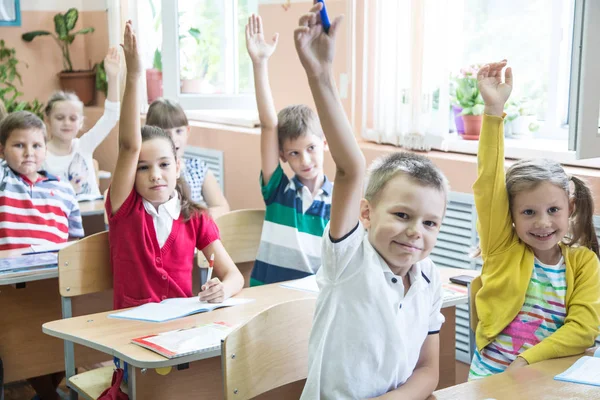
[245,14,332,285]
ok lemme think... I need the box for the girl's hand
[245,14,279,64]
[104,46,121,79]
[121,20,142,76]
[199,278,228,303]
[294,1,344,78]
[477,60,512,116]
[505,356,529,372]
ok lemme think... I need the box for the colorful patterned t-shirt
[469,257,567,379]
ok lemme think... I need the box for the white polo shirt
[301,222,445,400]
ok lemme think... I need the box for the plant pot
[461,115,483,140]
[452,105,465,134]
[180,78,204,94]
[58,70,96,106]
[511,115,538,138]
[146,68,163,104]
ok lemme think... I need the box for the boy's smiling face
[280,133,326,182]
[360,173,446,276]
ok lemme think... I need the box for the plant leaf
[54,13,68,39]
[21,31,52,42]
[64,8,79,31]
[73,27,95,36]
[153,48,162,72]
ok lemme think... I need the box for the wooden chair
[58,231,124,400]
[221,298,316,400]
[468,276,482,357]
[214,209,265,287]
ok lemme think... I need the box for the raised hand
[294,1,343,78]
[103,46,121,78]
[477,60,513,116]
[245,14,279,64]
[121,20,142,76]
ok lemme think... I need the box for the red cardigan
[106,189,219,309]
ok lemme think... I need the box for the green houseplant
[21,8,97,105]
[0,40,44,118]
[452,64,484,140]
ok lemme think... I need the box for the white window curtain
[363,0,452,151]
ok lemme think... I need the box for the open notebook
[132,321,234,358]
[554,348,600,387]
[0,253,58,273]
[108,297,253,323]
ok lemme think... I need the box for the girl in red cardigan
[106,21,243,309]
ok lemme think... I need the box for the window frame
[160,0,257,110]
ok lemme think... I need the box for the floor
[2,361,472,399]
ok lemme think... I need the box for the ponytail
[176,176,206,221]
[566,176,599,257]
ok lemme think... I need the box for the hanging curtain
[363,0,452,151]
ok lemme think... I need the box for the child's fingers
[329,15,344,38]
[201,277,221,291]
[298,13,313,27]
[257,14,263,34]
[272,33,279,46]
[310,2,323,13]
[504,66,513,87]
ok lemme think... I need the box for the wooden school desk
[79,199,105,217]
[0,249,112,384]
[429,353,600,400]
[42,267,479,399]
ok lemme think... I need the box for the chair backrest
[221,298,316,400]
[469,275,482,331]
[214,209,265,286]
[58,231,112,298]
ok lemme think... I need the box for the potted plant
[453,64,484,140]
[0,40,44,118]
[179,27,209,93]
[146,48,163,103]
[21,8,96,105]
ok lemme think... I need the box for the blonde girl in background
[43,47,121,199]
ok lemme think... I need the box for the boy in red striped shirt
[0,111,83,251]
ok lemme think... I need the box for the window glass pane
[138,0,163,104]
[238,0,254,93]
[178,0,225,94]
[450,0,574,130]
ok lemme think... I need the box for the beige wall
[0,10,109,104]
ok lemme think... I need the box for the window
[138,0,257,110]
[362,0,600,160]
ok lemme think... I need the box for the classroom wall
[0,0,109,104]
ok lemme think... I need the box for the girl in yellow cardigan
[469,60,600,379]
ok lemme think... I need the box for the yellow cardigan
[473,114,600,365]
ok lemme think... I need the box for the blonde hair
[473,158,599,258]
[140,125,206,220]
[365,152,449,204]
[146,98,188,130]
[44,91,84,117]
[277,104,323,149]
[0,111,46,146]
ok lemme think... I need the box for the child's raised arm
[294,2,365,240]
[472,61,515,257]
[109,21,142,214]
[105,46,121,103]
[246,14,280,185]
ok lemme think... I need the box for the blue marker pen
[317,0,331,34]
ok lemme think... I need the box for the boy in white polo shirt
[295,3,447,399]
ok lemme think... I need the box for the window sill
[185,109,260,129]
[439,136,600,169]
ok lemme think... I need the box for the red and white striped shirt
[0,160,83,250]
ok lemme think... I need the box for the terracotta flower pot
[461,115,483,140]
[146,68,163,104]
[58,70,96,106]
